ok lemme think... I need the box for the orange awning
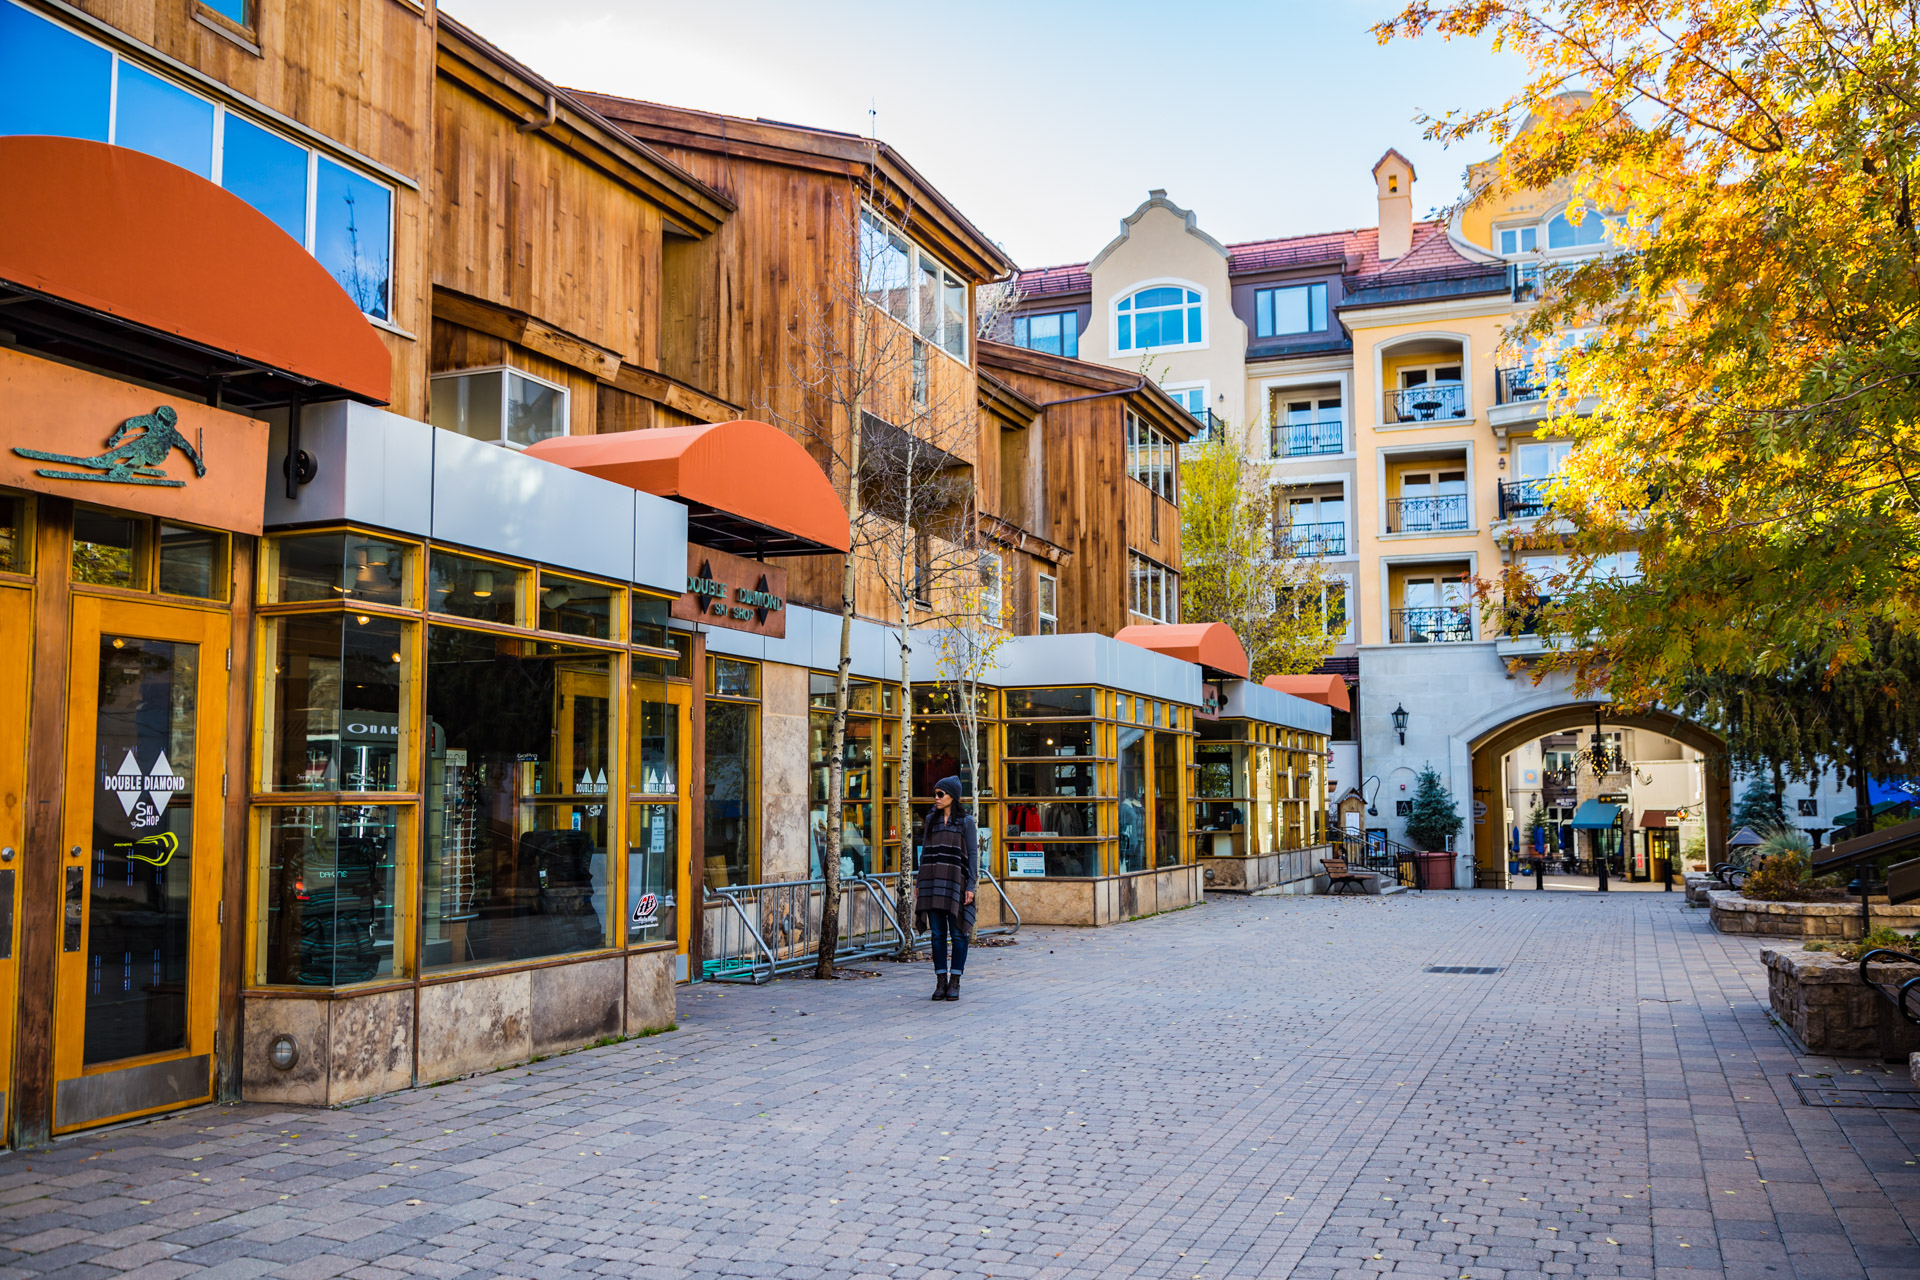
[0,136,390,404]
[1264,673,1352,712]
[1115,623,1250,679]
[526,420,851,557]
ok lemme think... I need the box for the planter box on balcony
[1708,889,1920,937]
[1763,946,1920,1058]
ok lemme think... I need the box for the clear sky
[441,0,1525,272]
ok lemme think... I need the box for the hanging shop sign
[670,543,788,638]
[0,346,269,532]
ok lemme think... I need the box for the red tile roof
[1014,217,1488,299]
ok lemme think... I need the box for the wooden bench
[1321,857,1368,896]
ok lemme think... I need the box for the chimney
[1372,149,1416,261]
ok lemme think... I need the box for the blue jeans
[929,911,967,976]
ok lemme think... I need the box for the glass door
[0,584,29,1137]
[54,595,226,1133]
[628,682,690,971]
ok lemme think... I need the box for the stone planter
[1763,946,1920,1058]
[1683,874,1716,908]
[1708,890,1920,939]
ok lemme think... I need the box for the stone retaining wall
[1763,946,1920,1058]
[1709,890,1920,939]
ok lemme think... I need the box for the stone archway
[1466,701,1730,887]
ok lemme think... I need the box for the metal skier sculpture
[14,405,205,487]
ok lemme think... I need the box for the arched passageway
[1467,702,1729,889]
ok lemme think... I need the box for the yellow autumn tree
[1378,0,1920,828]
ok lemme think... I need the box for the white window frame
[1129,551,1178,624]
[1111,277,1209,357]
[1125,410,1178,502]
[860,204,969,364]
[429,365,571,451]
[1037,571,1058,635]
[980,551,1003,625]
[0,0,398,324]
[1162,381,1211,433]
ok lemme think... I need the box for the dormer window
[1116,284,1203,352]
[1255,283,1328,338]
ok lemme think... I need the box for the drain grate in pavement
[1789,1075,1920,1109]
[1424,965,1503,974]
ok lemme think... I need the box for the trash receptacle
[1416,851,1454,890]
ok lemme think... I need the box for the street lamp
[1391,703,1409,745]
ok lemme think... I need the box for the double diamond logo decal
[103,750,186,828]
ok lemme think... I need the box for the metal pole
[1597,824,1610,892]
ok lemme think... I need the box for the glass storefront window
[259,612,408,792]
[1005,759,1098,798]
[1154,735,1181,867]
[0,491,27,572]
[628,803,676,946]
[1004,687,1091,718]
[156,523,229,600]
[421,629,613,970]
[711,657,758,699]
[912,719,977,797]
[255,806,402,986]
[1195,729,1249,837]
[1118,727,1147,873]
[1005,721,1094,759]
[634,698,678,796]
[72,506,145,587]
[540,573,613,639]
[268,532,410,606]
[430,551,519,625]
[914,686,989,718]
[632,592,672,650]
[810,713,877,878]
[703,699,756,887]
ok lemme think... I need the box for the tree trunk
[815,394,863,980]
[897,630,917,958]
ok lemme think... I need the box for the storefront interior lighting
[472,569,495,598]
[543,585,571,609]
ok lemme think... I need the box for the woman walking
[916,776,977,1002]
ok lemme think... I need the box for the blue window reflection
[221,114,307,242]
[315,157,391,320]
[199,0,249,24]
[0,2,110,142]
[114,62,214,179]
[1115,285,1202,351]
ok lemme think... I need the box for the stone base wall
[1001,865,1205,926]
[1764,947,1920,1058]
[242,949,679,1107]
[1198,846,1327,895]
[1710,891,1920,939]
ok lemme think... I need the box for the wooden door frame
[52,592,228,1134]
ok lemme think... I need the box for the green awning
[1832,799,1905,828]
[1571,799,1624,831]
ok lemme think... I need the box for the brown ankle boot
[944,975,961,1001]
[931,975,948,1001]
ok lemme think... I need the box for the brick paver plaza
[5,892,1918,1280]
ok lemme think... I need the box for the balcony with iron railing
[1495,361,1564,405]
[1386,493,1469,534]
[1187,408,1229,444]
[1271,416,1346,458]
[1497,474,1560,520]
[1387,382,1466,423]
[1278,521,1346,557]
[1390,605,1474,644]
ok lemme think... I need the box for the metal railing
[1387,493,1469,533]
[1278,521,1346,557]
[1498,475,1559,519]
[1272,416,1345,457]
[1389,383,1466,422]
[701,867,1021,985]
[1495,362,1564,405]
[1333,832,1416,888]
[1509,263,1542,303]
[1391,606,1473,644]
